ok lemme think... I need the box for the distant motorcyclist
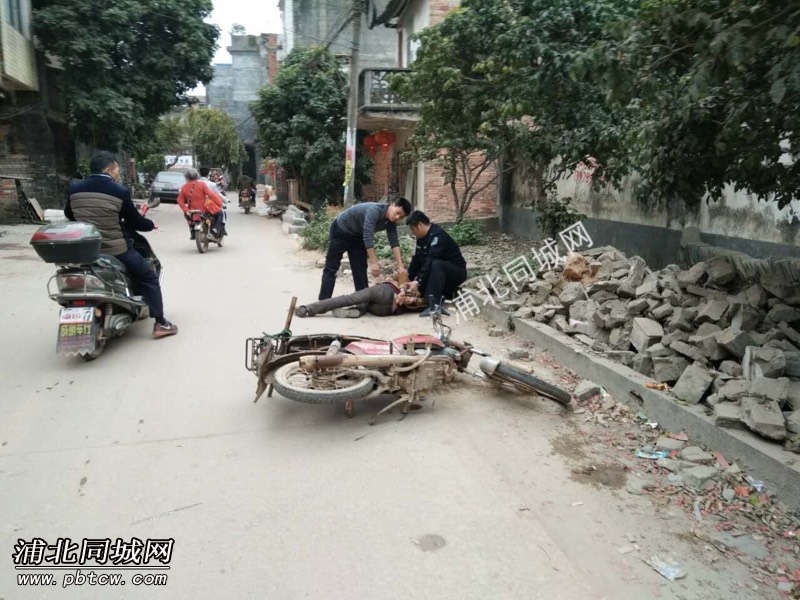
[238,174,256,207]
[177,168,224,242]
[200,167,228,234]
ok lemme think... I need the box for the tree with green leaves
[186,107,245,170]
[32,0,219,153]
[251,46,355,203]
[588,0,800,210]
[393,0,631,220]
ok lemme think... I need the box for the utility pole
[343,0,362,207]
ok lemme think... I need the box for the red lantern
[374,130,396,147]
[363,134,378,158]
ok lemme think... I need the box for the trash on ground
[745,475,765,493]
[637,449,671,460]
[644,554,688,581]
[646,382,669,391]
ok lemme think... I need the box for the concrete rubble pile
[469,246,800,452]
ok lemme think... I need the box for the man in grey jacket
[318,198,412,300]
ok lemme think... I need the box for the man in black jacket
[65,151,178,338]
[406,210,467,317]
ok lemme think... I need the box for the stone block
[748,377,789,404]
[605,306,630,329]
[717,328,755,359]
[631,318,663,353]
[768,304,800,325]
[513,307,534,319]
[686,284,710,297]
[508,348,531,360]
[787,382,800,411]
[625,256,647,288]
[785,411,800,435]
[590,290,619,304]
[671,363,714,403]
[695,299,730,324]
[652,356,689,383]
[500,300,523,311]
[626,298,649,315]
[677,263,707,288]
[550,315,572,333]
[647,343,675,358]
[661,289,683,307]
[666,307,693,333]
[719,360,743,378]
[616,282,636,298]
[714,402,745,428]
[633,354,653,377]
[669,341,708,365]
[744,284,768,308]
[609,328,631,350]
[559,282,586,306]
[692,332,729,362]
[679,446,714,463]
[488,327,505,337]
[743,346,786,380]
[705,257,736,285]
[656,458,697,472]
[605,350,635,366]
[741,397,787,441]
[635,280,659,298]
[661,331,689,345]
[682,465,719,490]
[719,379,751,401]
[529,281,553,305]
[574,380,602,402]
[656,436,686,451]
[731,304,762,332]
[652,303,674,320]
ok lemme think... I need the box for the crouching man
[405,210,468,317]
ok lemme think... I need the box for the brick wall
[0,105,63,209]
[423,153,497,222]
[430,0,460,26]
[264,34,281,82]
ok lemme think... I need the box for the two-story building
[0,0,73,212]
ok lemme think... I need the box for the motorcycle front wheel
[272,362,374,404]
[484,361,572,406]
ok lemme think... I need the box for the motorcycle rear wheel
[489,363,572,406]
[272,362,374,404]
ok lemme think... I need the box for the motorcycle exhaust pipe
[300,354,425,371]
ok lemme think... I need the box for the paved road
[0,202,769,599]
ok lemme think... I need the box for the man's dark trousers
[319,220,369,300]
[308,283,395,316]
[423,260,467,305]
[116,246,164,320]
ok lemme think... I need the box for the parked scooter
[238,188,255,214]
[30,213,162,361]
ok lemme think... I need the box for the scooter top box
[30,222,102,264]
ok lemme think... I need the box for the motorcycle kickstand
[369,394,412,426]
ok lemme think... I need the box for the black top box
[30,222,102,264]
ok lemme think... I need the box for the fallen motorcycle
[245,298,571,423]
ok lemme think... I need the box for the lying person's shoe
[153,320,178,338]
[332,307,362,318]
[295,305,313,318]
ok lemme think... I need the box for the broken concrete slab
[709,532,769,560]
[748,377,789,405]
[741,397,787,441]
[661,331,689,345]
[671,363,714,404]
[669,341,708,365]
[635,280,659,298]
[695,299,730,324]
[625,256,647,288]
[768,303,800,325]
[786,411,800,435]
[647,343,675,358]
[677,263,707,288]
[705,257,736,286]
[719,360,743,378]
[590,290,619,304]
[719,379,751,401]
[714,402,745,429]
[679,446,715,463]
[682,465,718,490]
[652,303,674,320]
[626,298,649,315]
[652,356,689,383]
[604,351,635,367]
[558,282,586,306]
[633,354,653,377]
[743,284,768,308]
[656,458,698,472]
[731,304,762,332]
[616,282,636,299]
[743,346,786,380]
[717,328,756,359]
[691,332,729,362]
[778,322,800,347]
[656,436,686,451]
[686,284,710,297]
[513,307,535,319]
[574,379,602,402]
[631,318,664,353]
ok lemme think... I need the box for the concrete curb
[477,300,800,511]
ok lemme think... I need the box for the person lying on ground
[296,275,426,318]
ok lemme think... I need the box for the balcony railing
[358,68,417,111]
